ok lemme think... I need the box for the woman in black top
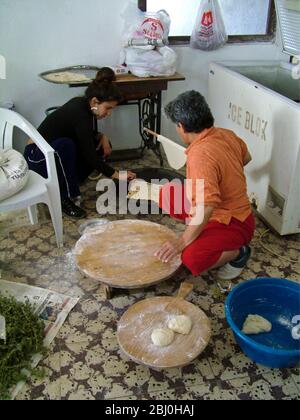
[24,67,136,218]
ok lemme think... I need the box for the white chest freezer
[207,0,300,235]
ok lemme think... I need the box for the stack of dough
[242,314,272,335]
[151,314,192,347]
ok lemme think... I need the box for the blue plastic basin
[225,278,300,368]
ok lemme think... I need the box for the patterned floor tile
[146,388,197,400]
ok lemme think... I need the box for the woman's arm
[154,205,214,263]
[96,134,112,158]
[75,119,116,177]
[182,204,214,247]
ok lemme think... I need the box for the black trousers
[24,137,107,200]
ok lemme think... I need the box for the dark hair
[164,90,214,133]
[85,67,123,103]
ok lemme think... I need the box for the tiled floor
[0,151,299,400]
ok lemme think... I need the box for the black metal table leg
[96,92,165,166]
[138,92,164,167]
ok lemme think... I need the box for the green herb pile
[0,294,46,400]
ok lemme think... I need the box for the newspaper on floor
[0,279,79,399]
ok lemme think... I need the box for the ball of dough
[242,314,272,335]
[151,328,175,347]
[168,315,192,335]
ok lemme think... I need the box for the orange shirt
[185,126,251,225]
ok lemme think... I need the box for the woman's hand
[154,238,185,263]
[154,206,214,263]
[97,134,112,158]
[126,171,137,180]
[112,171,136,181]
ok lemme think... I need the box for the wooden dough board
[74,220,182,289]
[117,282,211,369]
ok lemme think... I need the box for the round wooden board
[117,296,211,369]
[74,220,182,289]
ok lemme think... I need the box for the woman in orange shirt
[155,90,255,280]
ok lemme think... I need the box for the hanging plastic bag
[190,0,228,51]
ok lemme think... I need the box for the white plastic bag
[122,46,177,77]
[120,1,177,77]
[121,1,171,47]
[190,0,228,51]
[0,149,29,201]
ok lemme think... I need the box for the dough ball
[242,314,272,335]
[151,328,175,347]
[168,315,192,335]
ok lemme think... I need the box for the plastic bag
[190,0,227,51]
[0,149,29,201]
[121,1,171,47]
[121,46,177,77]
[120,1,177,77]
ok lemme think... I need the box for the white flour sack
[0,149,29,201]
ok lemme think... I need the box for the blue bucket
[225,278,300,368]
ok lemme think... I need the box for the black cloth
[37,97,115,178]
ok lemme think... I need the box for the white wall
[0,0,286,152]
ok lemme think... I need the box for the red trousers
[159,182,255,276]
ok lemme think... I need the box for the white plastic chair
[0,108,63,247]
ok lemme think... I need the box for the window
[138,0,276,44]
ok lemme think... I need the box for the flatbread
[127,179,161,203]
[44,71,91,83]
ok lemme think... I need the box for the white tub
[208,60,300,235]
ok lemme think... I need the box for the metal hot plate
[39,65,100,85]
